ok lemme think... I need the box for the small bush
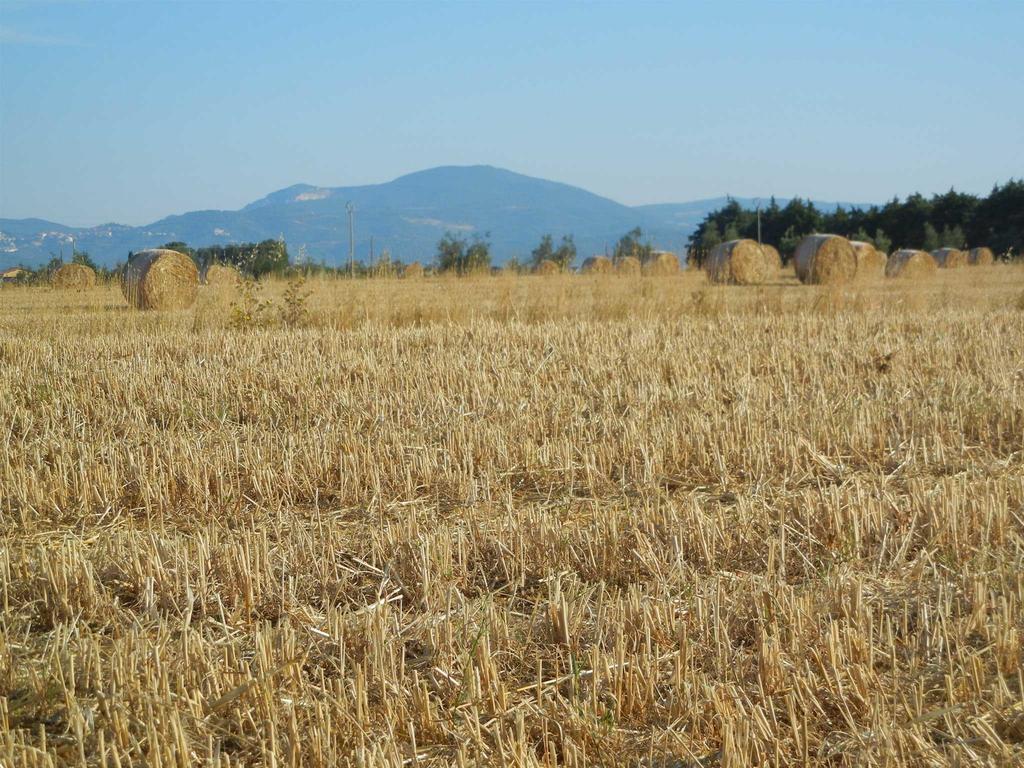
[229,279,273,329]
[280,277,312,327]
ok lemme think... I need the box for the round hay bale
[52,263,96,290]
[705,239,773,285]
[534,259,560,275]
[931,248,968,268]
[202,262,242,287]
[850,241,887,280]
[968,247,994,266]
[402,261,425,278]
[761,244,782,271]
[121,248,199,310]
[581,255,613,275]
[615,255,641,275]
[793,234,857,285]
[885,249,938,279]
[642,251,680,276]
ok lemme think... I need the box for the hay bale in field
[52,263,96,290]
[121,249,199,310]
[705,239,773,285]
[793,234,857,284]
[2,267,28,282]
[615,255,641,275]
[761,244,783,271]
[931,247,968,268]
[850,241,887,280]
[968,246,994,266]
[642,251,680,276]
[402,261,425,278]
[534,259,560,275]
[885,249,938,279]
[202,262,241,287]
[581,255,613,274]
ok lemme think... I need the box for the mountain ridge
[0,166,874,268]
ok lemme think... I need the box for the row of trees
[20,222,663,280]
[433,227,662,274]
[12,225,658,282]
[21,240,292,282]
[688,179,1023,264]
[160,240,290,277]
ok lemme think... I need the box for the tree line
[434,227,661,274]
[688,179,1023,265]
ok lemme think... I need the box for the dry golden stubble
[2,266,1023,767]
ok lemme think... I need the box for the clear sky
[1,0,1022,226]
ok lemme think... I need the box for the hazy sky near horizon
[1,0,1022,226]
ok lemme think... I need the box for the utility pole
[754,199,762,244]
[346,201,355,277]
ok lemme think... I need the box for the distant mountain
[0,166,874,268]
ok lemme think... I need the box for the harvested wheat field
[2,267,1024,767]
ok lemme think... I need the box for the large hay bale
[885,249,938,279]
[705,239,773,285]
[761,244,782,271]
[202,262,242,287]
[615,255,641,275]
[642,251,680,276]
[121,249,199,310]
[402,261,425,278]
[581,255,613,275]
[968,246,994,266]
[793,234,857,285]
[850,241,887,280]
[931,247,968,268]
[52,263,96,290]
[534,259,560,275]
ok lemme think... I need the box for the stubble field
[2,267,1023,767]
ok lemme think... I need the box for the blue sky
[1,0,1022,226]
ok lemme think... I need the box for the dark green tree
[161,241,195,258]
[531,234,554,268]
[613,227,653,262]
[71,249,99,271]
[437,232,491,274]
[873,229,892,255]
[939,225,966,248]
[686,179,1022,260]
[465,236,491,273]
[779,226,802,261]
[552,235,576,270]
